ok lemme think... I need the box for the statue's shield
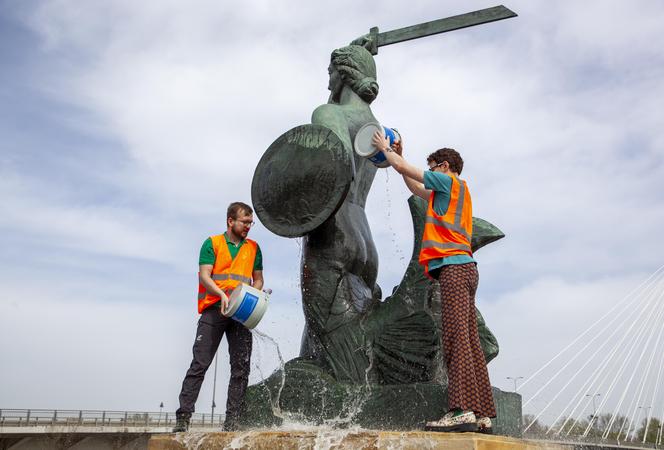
[251,124,352,238]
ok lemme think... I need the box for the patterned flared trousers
[438,262,496,418]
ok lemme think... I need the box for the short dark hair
[227,202,253,220]
[427,148,464,175]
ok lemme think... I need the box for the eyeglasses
[234,219,255,227]
[428,162,444,171]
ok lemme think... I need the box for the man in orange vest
[372,131,496,433]
[174,202,264,432]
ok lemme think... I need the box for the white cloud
[0,172,187,265]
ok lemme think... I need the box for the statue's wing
[251,124,352,238]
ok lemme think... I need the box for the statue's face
[328,64,343,101]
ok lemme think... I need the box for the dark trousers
[176,306,253,421]
[438,263,496,418]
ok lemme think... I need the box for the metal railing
[0,409,224,429]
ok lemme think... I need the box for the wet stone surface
[239,358,522,437]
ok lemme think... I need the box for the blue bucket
[223,284,269,329]
[353,123,401,168]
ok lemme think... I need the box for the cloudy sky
[1,0,663,427]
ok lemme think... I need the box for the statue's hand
[350,34,375,51]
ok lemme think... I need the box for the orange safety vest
[419,175,473,277]
[197,234,258,313]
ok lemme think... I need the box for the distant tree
[546,415,591,438]
[523,414,548,437]
[594,413,628,440]
[635,416,661,444]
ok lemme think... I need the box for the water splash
[383,169,412,310]
[174,431,209,450]
[250,329,287,419]
[293,238,303,305]
[250,326,379,431]
[312,427,362,450]
[250,328,354,428]
[227,431,253,449]
[384,169,406,264]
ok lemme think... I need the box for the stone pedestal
[239,359,522,437]
[149,431,569,450]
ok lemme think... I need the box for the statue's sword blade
[375,5,517,49]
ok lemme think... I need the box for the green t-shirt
[199,232,263,270]
[423,171,475,271]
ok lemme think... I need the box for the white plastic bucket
[353,122,401,168]
[223,284,269,329]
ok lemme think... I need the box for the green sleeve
[199,238,215,265]
[254,244,263,271]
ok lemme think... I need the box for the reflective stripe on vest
[424,216,471,241]
[211,273,252,284]
[421,240,472,252]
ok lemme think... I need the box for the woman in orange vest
[372,131,496,434]
[174,202,264,433]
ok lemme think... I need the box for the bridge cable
[519,264,664,393]
[621,285,664,441]
[610,282,664,441]
[594,279,664,439]
[523,267,664,433]
[598,277,664,439]
[562,291,653,438]
[553,286,652,436]
[544,287,649,435]
[641,306,664,443]
[523,277,649,411]
[606,283,664,440]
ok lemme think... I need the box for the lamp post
[159,402,163,425]
[211,400,216,425]
[507,376,524,392]
[585,393,601,419]
[631,406,651,442]
[211,351,219,420]
[637,406,651,443]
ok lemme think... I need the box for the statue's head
[329,45,379,104]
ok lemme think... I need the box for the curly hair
[330,45,379,104]
[427,148,464,175]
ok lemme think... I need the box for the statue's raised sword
[353,5,517,55]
